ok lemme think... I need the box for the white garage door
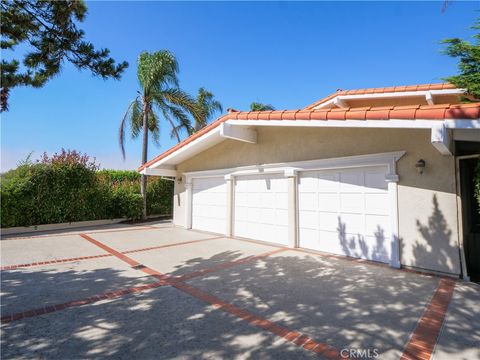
[298,166,391,263]
[234,174,288,245]
[191,177,227,235]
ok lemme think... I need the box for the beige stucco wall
[174,127,460,275]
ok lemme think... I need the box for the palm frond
[130,99,143,139]
[161,107,182,142]
[119,98,139,160]
[137,50,180,94]
[193,87,223,131]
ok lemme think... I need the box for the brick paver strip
[1,236,222,271]
[0,253,114,270]
[400,278,456,360]
[0,281,167,323]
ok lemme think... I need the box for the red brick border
[0,253,113,271]
[122,236,224,255]
[1,236,222,271]
[400,278,456,360]
[0,280,167,323]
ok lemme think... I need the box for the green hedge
[1,151,173,228]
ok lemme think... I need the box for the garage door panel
[299,176,318,191]
[275,193,288,209]
[365,171,388,190]
[192,177,227,235]
[337,213,364,234]
[339,172,364,192]
[234,174,288,245]
[317,174,339,191]
[365,193,389,214]
[339,193,364,213]
[318,193,338,211]
[259,208,275,223]
[365,215,390,236]
[247,192,261,207]
[299,165,391,264]
[270,177,288,192]
[276,208,288,224]
[299,192,316,210]
[260,192,276,207]
[246,207,261,222]
[300,210,317,229]
[318,212,339,232]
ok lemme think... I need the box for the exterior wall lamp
[415,159,426,174]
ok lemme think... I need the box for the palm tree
[250,102,275,111]
[169,87,223,137]
[192,87,223,132]
[119,50,198,218]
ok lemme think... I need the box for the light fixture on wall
[415,159,426,174]
[177,176,183,184]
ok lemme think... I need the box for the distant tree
[442,17,480,99]
[0,0,128,111]
[250,102,275,111]
[119,51,198,218]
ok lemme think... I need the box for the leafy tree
[250,102,275,111]
[442,17,480,99]
[0,0,128,111]
[119,50,198,218]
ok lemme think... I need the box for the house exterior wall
[174,127,460,276]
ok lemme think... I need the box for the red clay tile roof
[303,83,459,109]
[138,101,480,171]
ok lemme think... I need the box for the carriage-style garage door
[191,177,227,235]
[298,166,391,263]
[234,174,288,245]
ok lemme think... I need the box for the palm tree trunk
[140,100,149,219]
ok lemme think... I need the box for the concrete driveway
[1,222,478,360]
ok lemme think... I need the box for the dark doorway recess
[458,153,480,282]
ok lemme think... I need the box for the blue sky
[1,1,478,171]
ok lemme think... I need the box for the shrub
[107,188,143,220]
[0,150,174,227]
[147,177,174,216]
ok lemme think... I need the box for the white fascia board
[226,119,436,129]
[226,119,479,130]
[220,122,257,143]
[140,168,177,177]
[314,89,466,109]
[444,119,480,129]
[145,126,223,170]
